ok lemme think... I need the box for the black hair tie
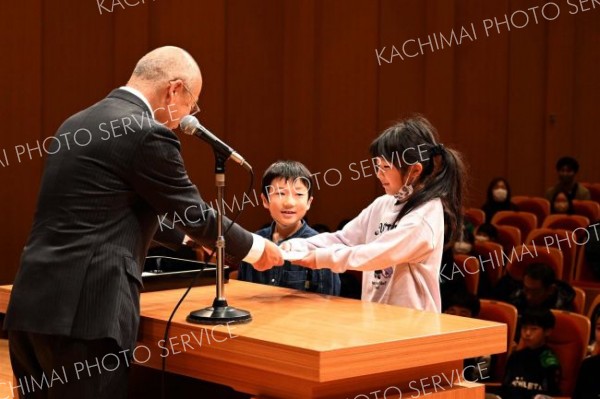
[429,144,445,156]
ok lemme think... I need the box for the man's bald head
[126,46,202,129]
[129,46,201,88]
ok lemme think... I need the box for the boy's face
[444,306,473,318]
[521,324,551,349]
[261,177,313,230]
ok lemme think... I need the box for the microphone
[180,115,252,172]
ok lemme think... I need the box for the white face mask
[492,188,508,202]
[474,235,489,243]
[394,168,414,202]
[454,241,472,254]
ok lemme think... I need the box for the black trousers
[8,331,129,399]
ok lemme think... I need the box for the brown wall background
[1,0,599,284]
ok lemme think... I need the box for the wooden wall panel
[572,6,600,185]
[544,3,576,190]
[224,0,285,229]
[506,0,547,198]
[0,2,43,284]
[1,1,600,283]
[424,0,457,144]
[454,0,510,207]
[310,0,380,230]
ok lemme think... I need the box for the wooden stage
[0,282,505,398]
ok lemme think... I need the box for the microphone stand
[187,153,252,325]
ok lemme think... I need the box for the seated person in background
[587,305,600,357]
[511,263,575,314]
[481,177,518,222]
[550,190,574,215]
[239,160,341,295]
[499,308,561,399]
[573,316,600,399]
[545,156,591,201]
[585,224,600,280]
[443,290,491,382]
[474,222,499,243]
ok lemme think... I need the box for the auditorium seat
[526,228,577,281]
[542,214,590,235]
[478,300,518,382]
[464,207,486,228]
[516,310,590,396]
[473,241,506,290]
[453,254,480,295]
[511,197,550,227]
[572,286,586,314]
[492,211,538,241]
[587,293,600,321]
[573,244,600,283]
[582,183,600,203]
[494,225,522,254]
[572,200,600,223]
[505,245,563,283]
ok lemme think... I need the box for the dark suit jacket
[4,89,254,350]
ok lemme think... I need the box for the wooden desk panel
[0,282,505,398]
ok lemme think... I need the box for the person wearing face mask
[481,177,519,223]
[550,191,574,214]
[545,156,591,202]
[269,116,467,312]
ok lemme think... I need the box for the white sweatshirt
[286,195,444,312]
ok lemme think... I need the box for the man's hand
[252,240,283,271]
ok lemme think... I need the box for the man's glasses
[171,79,200,116]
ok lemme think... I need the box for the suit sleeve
[129,125,253,264]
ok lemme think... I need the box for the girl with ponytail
[280,116,466,312]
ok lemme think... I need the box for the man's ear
[544,328,553,338]
[261,193,270,209]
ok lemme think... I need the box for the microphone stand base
[187,299,252,325]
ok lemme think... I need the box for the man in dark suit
[3,46,282,398]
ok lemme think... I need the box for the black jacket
[4,89,254,350]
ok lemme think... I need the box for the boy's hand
[253,240,283,271]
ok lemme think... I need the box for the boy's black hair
[520,308,556,330]
[556,156,580,173]
[261,160,314,199]
[524,263,556,288]
[476,223,498,241]
[369,115,467,244]
[443,290,481,317]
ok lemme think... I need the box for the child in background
[443,290,491,382]
[238,161,341,295]
[277,116,467,312]
[500,308,561,399]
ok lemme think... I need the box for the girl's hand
[290,251,317,269]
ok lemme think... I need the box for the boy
[501,308,561,399]
[238,161,341,295]
[443,290,491,382]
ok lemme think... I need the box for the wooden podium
[1,282,505,398]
